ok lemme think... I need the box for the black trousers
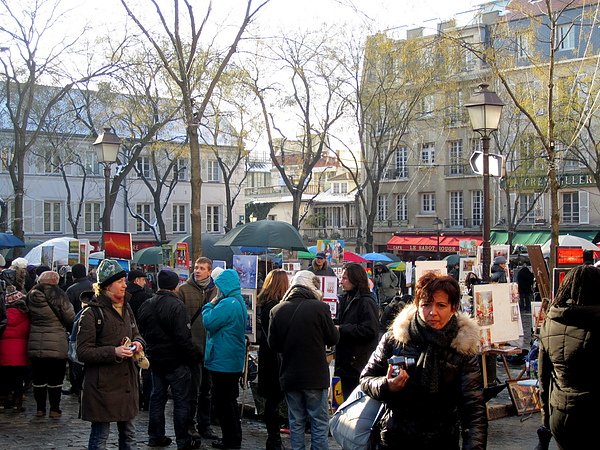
[210,371,242,446]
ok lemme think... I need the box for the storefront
[386,234,483,260]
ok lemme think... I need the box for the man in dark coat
[66,263,93,315]
[268,270,339,450]
[138,269,201,450]
[307,252,336,277]
[126,269,152,318]
[516,264,535,312]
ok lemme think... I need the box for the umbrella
[361,252,392,262]
[240,246,271,254]
[387,261,406,271]
[444,254,460,267]
[0,232,25,249]
[307,245,318,253]
[381,252,401,262]
[132,246,163,265]
[298,251,317,260]
[24,236,79,265]
[343,251,369,263]
[540,234,600,254]
[214,220,308,252]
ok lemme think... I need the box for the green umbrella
[387,261,406,271]
[132,246,163,265]
[298,251,317,260]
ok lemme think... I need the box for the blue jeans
[88,420,136,450]
[148,365,192,449]
[285,389,330,450]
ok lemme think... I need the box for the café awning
[387,235,483,252]
[490,230,598,246]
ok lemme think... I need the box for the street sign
[469,151,504,177]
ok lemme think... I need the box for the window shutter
[579,190,589,224]
[165,204,173,233]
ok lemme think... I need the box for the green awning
[490,230,599,246]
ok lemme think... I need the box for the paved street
[0,379,557,450]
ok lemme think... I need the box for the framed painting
[506,380,541,415]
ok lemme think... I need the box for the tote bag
[329,385,385,450]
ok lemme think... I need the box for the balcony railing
[245,184,321,197]
[300,227,358,242]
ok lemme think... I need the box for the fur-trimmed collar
[390,304,480,356]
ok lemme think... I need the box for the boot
[33,385,47,415]
[12,393,25,412]
[48,386,62,417]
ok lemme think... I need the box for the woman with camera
[360,272,487,450]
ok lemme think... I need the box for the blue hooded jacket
[201,269,248,373]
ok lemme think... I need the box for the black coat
[268,285,339,391]
[360,304,487,450]
[137,290,201,373]
[334,289,379,380]
[257,298,281,398]
[66,277,94,314]
[126,282,152,319]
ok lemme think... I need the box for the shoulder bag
[329,384,385,450]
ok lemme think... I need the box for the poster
[68,240,80,266]
[41,246,54,268]
[104,231,133,260]
[458,257,477,283]
[320,276,338,300]
[233,254,259,289]
[241,288,257,343]
[213,260,226,270]
[79,242,89,271]
[283,262,301,275]
[473,283,521,347]
[317,239,345,265]
[161,244,174,267]
[174,242,189,270]
[459,239,478,257]
[414,260,447,284]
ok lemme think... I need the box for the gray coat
[26,283,75,360]
[76,292,144,422]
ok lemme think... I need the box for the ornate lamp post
[465,84,504,282]
[93,127,121,250]
[433,217,443,260]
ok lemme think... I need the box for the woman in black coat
[538,264,600,450]
[360,272,487,450]
[335,263,380,400]
[257,269,289,450]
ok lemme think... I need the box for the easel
[481,345,526,388]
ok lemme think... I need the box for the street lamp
[465,84,504,282]
[433,217,443,260]
[93,127,121,250]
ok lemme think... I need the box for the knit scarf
[194,275,212,289]
[408,313,459,393]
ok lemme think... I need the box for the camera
[388,355,415,377]
[128,345,137,351]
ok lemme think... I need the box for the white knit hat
[291,270,322,299]
[10,257,28,269]
[211,266,225,281]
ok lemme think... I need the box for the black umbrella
[214,220,308,252]
[0,232,25,249]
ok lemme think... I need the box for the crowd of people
[0,248,593,450]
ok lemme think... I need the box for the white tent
[24,237,85,266]
[540,234,600,255]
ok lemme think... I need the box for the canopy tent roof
[490,230,598,246]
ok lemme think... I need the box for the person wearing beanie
[490,255,508,283]
[177,257,219,441]
[268,270,339,450]
[26,270,75,418]
[307,252,336,277]
[126,269,152,319]
[75,259,146,449]
[201,269,248,449]
[137,269,201,449]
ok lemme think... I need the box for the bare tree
[120,0,270,261]
[0,0,124,250]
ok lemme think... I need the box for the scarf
[408,313,459,393]
[193,275,212,290]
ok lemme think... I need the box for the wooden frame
[506,380,541,415]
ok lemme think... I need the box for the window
[517,33,530,60]
[206,205,221,232]
[448,140,463,175]
[420,95,434,118]
[561,191,589,224]
[175,158,189,181]
[449,191,463,227]
[136,204,152,232]
[472,190,483,227]
[332,182,348,194]
[137,156,151,179]
[377,195,388,221]
[421,193,436,214]
[85,151,100,176]
[395,193,408,221]
[42,149,60,174]
[172,204,186,233]
[84,202,101,232]
[421,143,435,165]
[206,160,220,182]
[44,202,62,233]
[0,147,12,172]
[389,146,408,178]
[556,24,575,51]
[518,194,536,224]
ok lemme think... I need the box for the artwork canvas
[459,239,478,257]
[473,283,521,346]
[241,288,257,343]
[213,260,226,270]
[531,301,544,335]
[320,276,338,300]
[233,255,259,289]
[507,380,541,415]
[415,260,447,284]
[459,257,477,282]
[68,240,80,266]
[41,246,54,268]
[316,239,345,265]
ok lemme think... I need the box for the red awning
[387,235,483,252]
